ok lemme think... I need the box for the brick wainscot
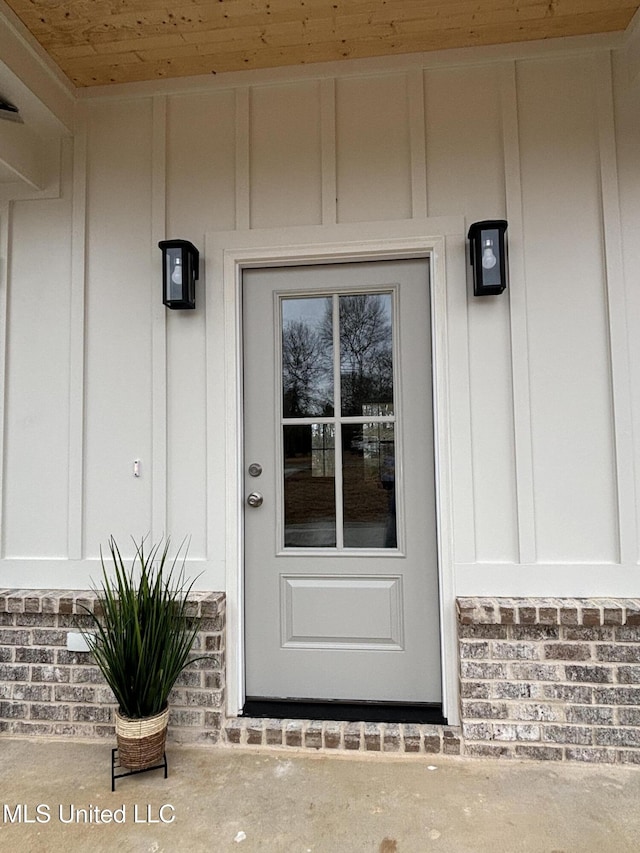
[458,597,640,764]
[0,590,225,744]
[2,591,640,764]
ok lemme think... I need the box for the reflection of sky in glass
[282,297,327,323]
[282,292,392,324]
[378,295,392,323]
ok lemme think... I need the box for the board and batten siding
[0,44,637,600]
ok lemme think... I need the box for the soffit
[3,0,639,88]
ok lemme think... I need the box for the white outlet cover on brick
[66,631,91,652]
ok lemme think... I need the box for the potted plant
[80,536,202,770]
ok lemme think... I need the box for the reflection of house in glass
[312,424,335,478]
[362,424,395,481]
[342,419,396,548]
[362,404,393,417]
[359,405,394,481]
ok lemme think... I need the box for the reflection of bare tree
[282,294,393,418]
[282,320,330,416]
[337,295,389,365]
[322,295,393,415]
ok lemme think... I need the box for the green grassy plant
[80,536,203,719]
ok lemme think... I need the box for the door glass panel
[340,294,393,417]
[281,290,397,551]
[282,297,333,417]
[284,424,336,547]
[342,423,396,548]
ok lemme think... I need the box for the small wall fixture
[468,220,508,296]
[158,239,199,309]
[0,98,22,123]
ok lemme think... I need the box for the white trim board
[208,217,463,726]
[455,562,640,598]
[0,557,214,588]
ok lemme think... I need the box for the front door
[243,259,441,708]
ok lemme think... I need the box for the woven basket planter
[115,706,169,770]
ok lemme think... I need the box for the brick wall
[4,590,640,765]
[457,597,640,764]
[0,589,225,744]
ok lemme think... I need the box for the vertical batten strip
[422,66,476,564]
[593,51,637,566]
[68,109,88,560]
[320,78,337,226]
[500,62,537,565]
[151,95,168,543]
[408,68,428,220]
[0,201,10,558]
[235,87,251,230]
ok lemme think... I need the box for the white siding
[425,64,517,564]
[83,100,154,558]
[165,89,237,557]
[518,56,618,564]
[250,81,323,228]
[0,41,637,595]
[166,90,237,236]
[2,143,73,558]
[336,74,412,223]
[614,51,640,567]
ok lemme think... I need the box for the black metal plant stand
[111,748,168,792]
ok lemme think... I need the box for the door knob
[247,492,263,508]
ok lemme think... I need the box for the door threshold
[243,699,446,725]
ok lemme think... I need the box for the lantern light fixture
[468,220,508,296]
[158,239,199,309]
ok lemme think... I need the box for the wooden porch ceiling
[5,1,639,88]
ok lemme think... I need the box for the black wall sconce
[468,220,508,296]
[158,239,199,309]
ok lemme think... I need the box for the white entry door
[243,259,441,705]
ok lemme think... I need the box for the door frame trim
[208,217,463,725]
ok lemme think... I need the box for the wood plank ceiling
[5,0,639,88]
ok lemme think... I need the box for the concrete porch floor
[1,738,640,852]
